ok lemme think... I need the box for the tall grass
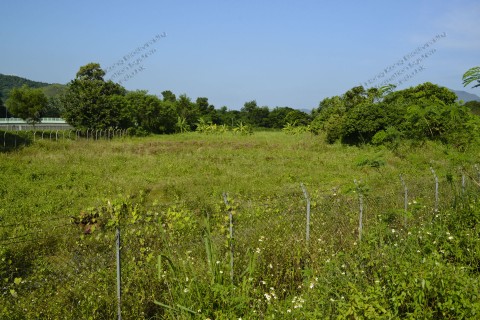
[0,132,479,318]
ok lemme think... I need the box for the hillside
[0,73,51,102]
[451,89,480,102]
[0,74,68,117]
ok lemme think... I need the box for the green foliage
[270,107,311,129]
[464,100,480,116]
[463,66,480,89]
[175,116,190,133]
[355,155,385,168]
[2,132,480,318]
[282,122,311,135]
[5,85,48,125]
[161,90,176,103]
[196,97,218,123]
[324,113,344,143]
[341,103,387,144]
[196,118,229,134]
[175,94,199,130]
[41,84,67,117]
[232,121,253,135]
[312,82,479,149]
[372,127,402,149]
[76,62,106,81]
[0,73,49,104]
[241,100,270,127]
[62,63,127,130]
[125,90,177,134]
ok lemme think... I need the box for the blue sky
[1,0,479,110]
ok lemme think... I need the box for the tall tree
[241,100,270,127]
[125,90,177,134]
[76,63,106,81]
[62,63,126,129]
[175,94,199,129]
[196,97,217,123]
[5,85,48,125]
[161,90,176,103]
[268,107,311,128]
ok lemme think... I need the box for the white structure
[0,118,73,130]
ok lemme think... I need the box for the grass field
[1,131,480,319]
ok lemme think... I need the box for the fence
[1,166,479,318]
[0,128,130,150]
[0,118,73,131]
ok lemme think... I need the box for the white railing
[0,118,68,124]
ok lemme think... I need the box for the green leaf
[10,289,18,298]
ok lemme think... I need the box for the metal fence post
[300,183,311,246]
[222,192,234,283]
[430,167,439,213]
[116,228,122,320]
[400,174,408,226]
[354,180,363,242]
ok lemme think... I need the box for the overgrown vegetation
[3,64,480,151]
[1,65,480,318]
[310,83,480,150]
[1,132,479,318]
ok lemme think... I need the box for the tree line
[3,63,480,149]
[309,83,480,150]
[4,63,312,133]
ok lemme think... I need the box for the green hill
[0,74,67,117]
[0,73,51,102]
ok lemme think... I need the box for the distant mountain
[298,108,313,114]
[450,89,480,103]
